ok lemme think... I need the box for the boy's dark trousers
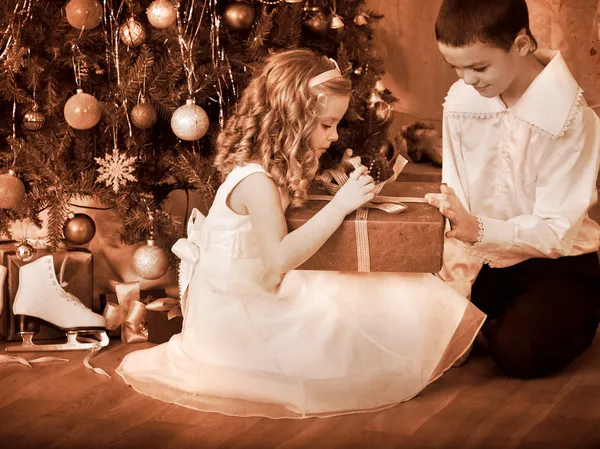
[471,251,600,379]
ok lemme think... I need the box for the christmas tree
[0,0,396,262]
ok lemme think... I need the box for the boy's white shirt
[439,49,600,298]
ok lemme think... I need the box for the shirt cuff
[476,216,515,247]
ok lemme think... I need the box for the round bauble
[22,104,45,131]
[132,239,170,280]
[131,100,158,129]
[370,100,393,125]
[222,2,255,33]
[146,0,177,29]
[171,99,209,141]
[120,16,146,47]
[304,13,328,37]
[15,241,34,262]
[64,89,102,130]
[0,170,26,210]
[65,0,103,30]
[63,213,96,245]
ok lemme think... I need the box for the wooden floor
[1,333,599,449]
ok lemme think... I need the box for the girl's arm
[237,167,374,274]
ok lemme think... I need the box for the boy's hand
[425,184,481,244]
[331,165,375,216]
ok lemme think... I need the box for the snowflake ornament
[95,147,137,192]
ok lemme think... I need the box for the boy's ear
[514,28,533,56]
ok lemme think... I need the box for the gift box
[146,309,183,344]
[99,286,166,338]
[286,182,444,273]
[0,243,94,341]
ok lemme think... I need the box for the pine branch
[45,200,69,250]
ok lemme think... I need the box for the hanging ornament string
[0,0,33,63]
[176,0,206,97]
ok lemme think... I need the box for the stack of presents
[0,162,443,349]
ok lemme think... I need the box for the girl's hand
[331,165,376,216]
[425,184,481,244]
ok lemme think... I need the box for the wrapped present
[99,286,166,338]
[0,243,94,341]
[286,180,444,273]
[145,297,183,344]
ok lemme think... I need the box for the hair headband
[308,58,342,88]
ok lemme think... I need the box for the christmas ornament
[65,0,103,30]
[146,0,177,29]
[354,13,368,26]
[63,213,96,245]
[0,170,26,210]
[303,1,320,13]
[120,16,146,47]
[222,2,255,32]
[353,66,363,76]
[329,14,345,30]
[367,90,382,106]
[132,239,170,280]
[304,13,328,37]
[171,99,209,141]
[22,103,46,131]
[95,148,137,192]
[64,89,102,130]
[371,100,393,125]
[131,99,158,129]
[374,80,386,92]
[15,241,34,262]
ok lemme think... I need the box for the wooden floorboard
[1,332,599,449]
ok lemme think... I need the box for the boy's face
[311,94,350,159]
[438,41,518,98]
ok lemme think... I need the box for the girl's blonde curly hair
[214,49,352,208]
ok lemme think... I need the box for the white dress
[116,164,485,419]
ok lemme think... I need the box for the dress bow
[171,208,205,316]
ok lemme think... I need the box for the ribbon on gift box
[146,296,182,320]
[308,153,411,272]
[102,281,148,344]
[171,208,205,318]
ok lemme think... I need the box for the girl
[117,49,485,418]
[429,0,600,379]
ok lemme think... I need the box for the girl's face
[438,41,520,98]
[310,94,350,159]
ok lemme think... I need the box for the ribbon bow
[146,296,182,320]
[171,208,205,316]
[102,281,148,344]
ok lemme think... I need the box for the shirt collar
[444,50,583,139]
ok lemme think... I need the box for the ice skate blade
[5,331,110,353]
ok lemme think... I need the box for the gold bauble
[15,241,35,262]
[131,100,158,129]
[146,0,177,29]
[304,13,328,36]
[120,16,146,47]
[171,99,209,141]
[132,239,170,280]
[22,104,46,131]
[63,213,96,245]
[65,0,103,30]
[0,170,26,210]
[222,2,255,32]
[64,89,102,130]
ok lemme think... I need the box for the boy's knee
[485,322,597,379]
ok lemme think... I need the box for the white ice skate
[5,255,109,353]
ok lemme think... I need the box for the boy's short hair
[435,0,538,51]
